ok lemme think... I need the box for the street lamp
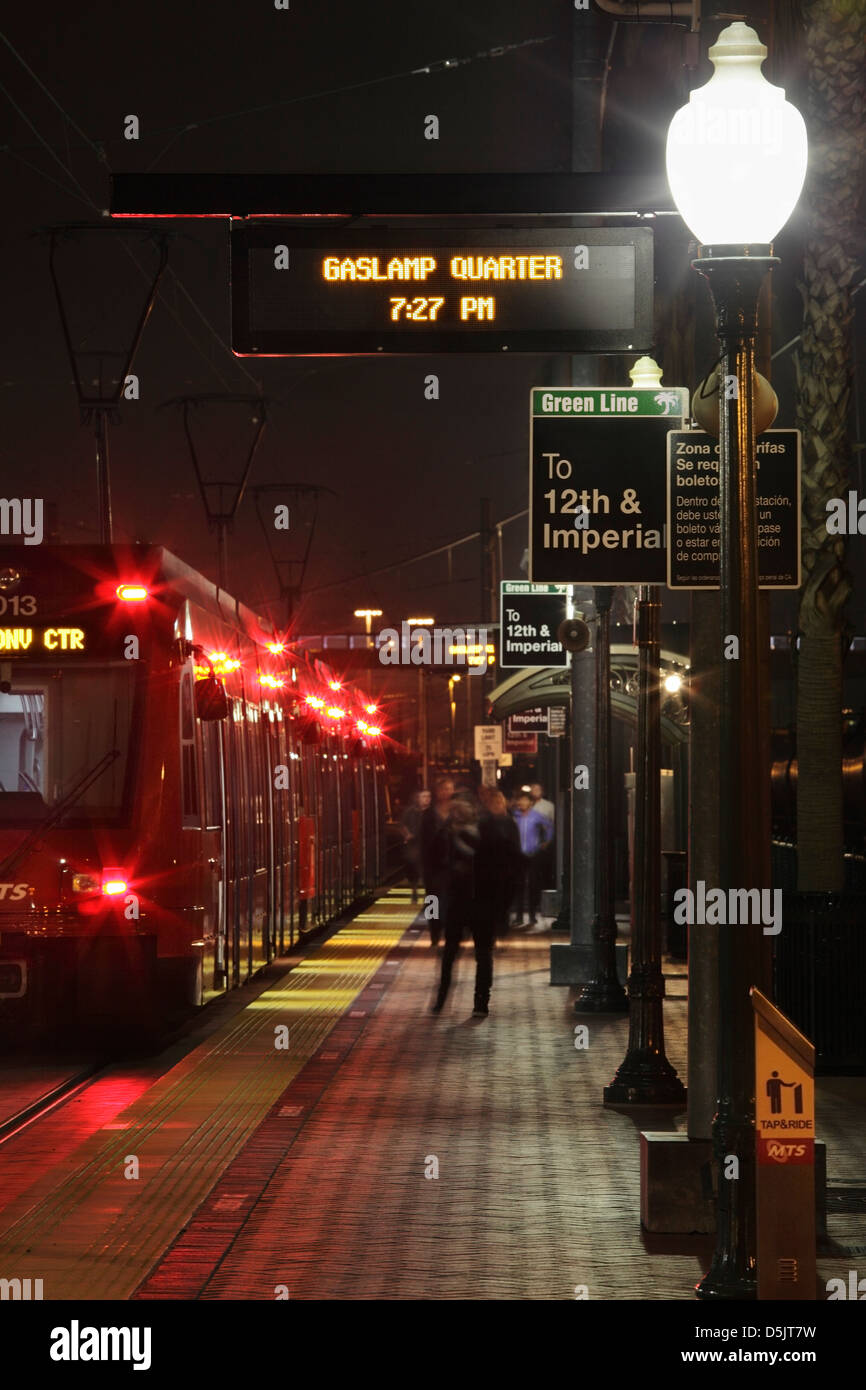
[665,21,807,1300]
[354,608,383,636]
[406,618,435,786]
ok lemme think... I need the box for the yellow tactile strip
[0,891,413,1301]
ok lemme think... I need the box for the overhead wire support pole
[47,224,169,544]
[163,393,269,594]
[252,483,336,626]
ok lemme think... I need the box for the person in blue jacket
[511,790,554,926]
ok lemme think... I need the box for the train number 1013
[0,594,37,616]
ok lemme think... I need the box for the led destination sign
[231,226,653,355]
[0,626,86,653]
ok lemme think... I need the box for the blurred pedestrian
[479,790,522,942]
[420,776,454,946]
[530,782,555,824]
[530,781,556,891]
[511,790,554,926]
[400,789,430,904]
[431,791,488,1016]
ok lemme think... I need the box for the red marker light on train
[366,725,382,737]
[101,873,129,897]
[260,674,285,689]
[266,641,285,655]
[364,703,378,715]
[326,706,345,719]
[305,695,324,709]
[208,651,241,674]
[328,680,342,692]
[116,583,149,602]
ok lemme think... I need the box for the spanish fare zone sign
[529,387,688,585]
[666,429,801,589]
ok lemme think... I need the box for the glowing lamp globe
[665,22,807,246]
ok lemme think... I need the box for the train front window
[0,665,135,823]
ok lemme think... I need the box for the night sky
[1,2,862,637]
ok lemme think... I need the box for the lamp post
[665,21,807,1299]
[575,586,628,1013]
[355,608,383,640]
[407,619,435,786]
[449,674,461,762]
[604,356,684,1094]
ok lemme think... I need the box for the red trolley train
[0,545,388,1042]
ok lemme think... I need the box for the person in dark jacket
[431,787,521,1018]
[479,790,523,942]
[431,791,484,1015]
[420,776,454,946]
[400,789,430,903]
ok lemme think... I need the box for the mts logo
[0,1277,43,1300]
[767,1142,807,1161]
[827,1270,866,1300]
[0,884,32,901]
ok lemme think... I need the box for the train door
[313,741,325,925]
[224,702,242,987]
[286,717,300,945]
[271,712,285,956]
[246,704,268,976]
[240,700,256,979]
[261,709,277,964]
[201,717,227,997]
[298,741,317,932]
[372,757,383,884]
[357,756,368,893]
[353,756,361,895]
[344,754,356,906]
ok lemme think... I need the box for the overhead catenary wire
[0,33,556,163]
[0,26,107,163]
[0,45,260,393]
[306,506,528,597]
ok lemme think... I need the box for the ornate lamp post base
[603,1057,686,1107]
[575,913,628,1013]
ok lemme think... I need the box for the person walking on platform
[511,790,554,926]
[480,790,522,942]
[400,788,430,904]
[420,776,454,946]
[431,790,487,1016]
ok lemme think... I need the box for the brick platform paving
[184,903,705,1299]
[4,887,861,1302]
[181,895,866,1300]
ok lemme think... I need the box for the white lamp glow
[665,22,807,246]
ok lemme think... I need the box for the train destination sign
[0,626,86,653]
[666,430,801,590]
[529,386,688,585]
[231,226,653,355]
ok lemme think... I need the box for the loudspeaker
[557,617,591,653]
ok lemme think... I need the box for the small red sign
[757,1137,814,1166]
[504,731,538,754]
